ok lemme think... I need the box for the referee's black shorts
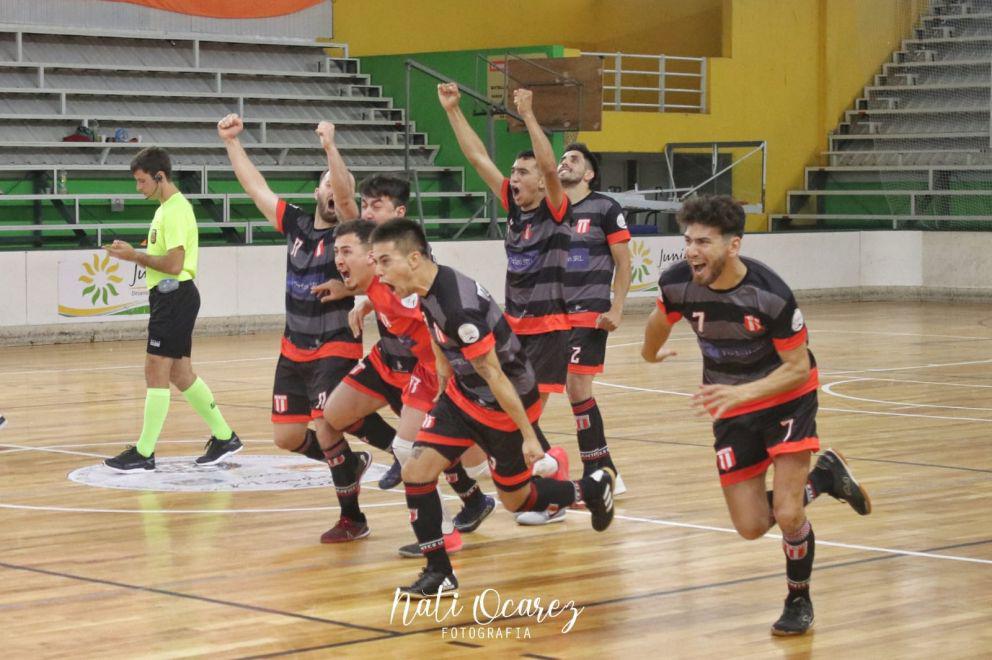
[147,280,200,359]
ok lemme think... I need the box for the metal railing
[403,58,550,238]
[582,51,707,113]
[0,190,493,245]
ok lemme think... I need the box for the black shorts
[519,330,568,394]
[416,393,532,492]
[342,356,404,416]
[566,327,608,375]
[272,354,357,423]
[147,280,199,359]
[712,390,820,487]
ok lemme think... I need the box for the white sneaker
[515,508,567,526]
[530,453,558,477]
[614,474,627,496]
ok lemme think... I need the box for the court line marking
[0,443,110,459]
[8,439,985,567]
[853,377,992,389]
[582,510,992,566]
[822,379,992,413]
[244,538,992,658]
[0,355,276,377]
[814,329,992,341]
[595,380,992,423]
[0,560,399,637]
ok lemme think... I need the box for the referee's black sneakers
[195,432,243,466]
[104,446,155,472]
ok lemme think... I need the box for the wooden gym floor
[1,301,990,658]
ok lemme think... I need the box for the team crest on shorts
[273,394,288,413]
[716,447,736,472]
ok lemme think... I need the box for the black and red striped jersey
[565,191,631,327]
[656,256,818,418]
[275,200,361,362]
[500,179,572,335]
[420,264,541,431]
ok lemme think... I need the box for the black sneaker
[584,468,616,532]
[771,594,814,636]
[379,456,402,490]
[453,494,496,533]
[355,450,373,483]
[105,446,155,472]
[399,567,458,599]
[0,414,6,430]
[195,432,243,466]
[815,448,872,515]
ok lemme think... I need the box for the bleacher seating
[774,0,992,229]
[0,26,490,247]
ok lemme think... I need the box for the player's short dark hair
[515,149,536,161]
[563,142,600,190]
[677,195,745,238]
[370,218,429,256]
[359,173,410,205]
[130,146,172,180]
[334,219,376,244]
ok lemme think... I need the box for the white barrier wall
[1,231,990,337]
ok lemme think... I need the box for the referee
[103,147,240,471]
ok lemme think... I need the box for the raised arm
[437,82,504,196]
[315,121,359,221]
[513,88,565,211]
[218,114,279,226]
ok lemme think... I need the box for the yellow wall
[332,0,724,57]
[577,0,925,230]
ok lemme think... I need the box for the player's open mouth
[691,262,706,275]
[339,267,351,281]
[511,184,521,198]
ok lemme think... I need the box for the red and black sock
[405,480,451,574]
[347,413,396,452]
[292,428,326,462]
[444,460,485,506]
[517,477,578,512]
[571,397,615,474]
[324,440,365,524]
[782,518,815,600]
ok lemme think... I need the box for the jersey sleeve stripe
[547,194,569,223]
[772,326,808,352]
[500,178,511,212]
[655,297,683,324]
[606,229,631,244]
[460,332,496,361]
[275,198,287,234]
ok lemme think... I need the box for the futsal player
[517,143,634,526]
[216,114,396,500]
[103,147,240,471]
[438,83,571,488]
[641,195,872,635]
[317,220,495,547]
[315,122,492,490]
[370,219,616,598]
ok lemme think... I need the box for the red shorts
[402,362,439,412]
